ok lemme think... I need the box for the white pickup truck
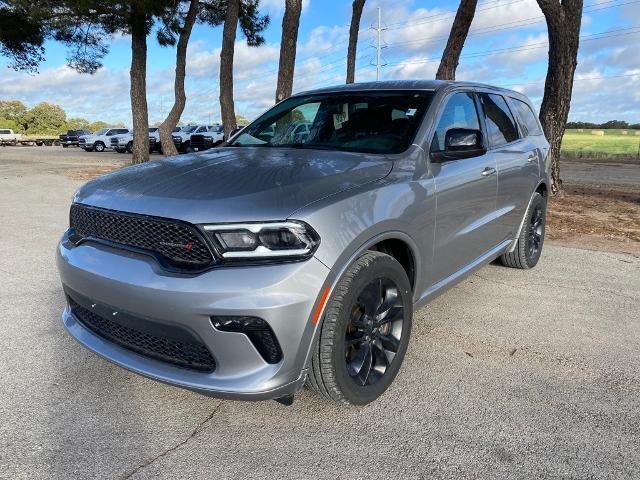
[79,127,130,152]
[0,129,22,145]
[190,124,224,151]
[172,125,221,153]
[110,128,161,154]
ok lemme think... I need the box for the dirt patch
[547,185,640,255]
[66,165,120,181]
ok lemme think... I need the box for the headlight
[203,221,319,261]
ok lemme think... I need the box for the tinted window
[0,129,10,134]
[510,98,542,136]
[431,92,480,152]
[230,91,433,154]
[479,93,519,146]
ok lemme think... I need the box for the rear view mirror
[432,128,486,161]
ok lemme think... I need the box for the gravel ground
[1,147,639,479]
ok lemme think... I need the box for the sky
[0,0,639,126]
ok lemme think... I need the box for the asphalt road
[1,147,639,479]
[562,160,640,190]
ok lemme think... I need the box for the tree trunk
[220,0,240,139]
[130,7,149,164]
[536,0,583,195]
[346,0,366,84]
[275,0,302,102]
[435,0,478,80]
[159,0,199,157]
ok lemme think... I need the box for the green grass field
[561,129,640,159]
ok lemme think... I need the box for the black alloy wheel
[345,277,404,386]
[528,203,544,259]
[500,191,546,269]
[307,251,413,405]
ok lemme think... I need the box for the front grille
[110,137,119,147]
[70,204,214,270]
[78,138,86,145]
[190,134,213,151]
[69,299,216,372]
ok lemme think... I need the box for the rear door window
[479,93,519,146]
[510,98,543,136]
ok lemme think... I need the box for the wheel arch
[326,230,422,301]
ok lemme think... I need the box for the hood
[74,147,393,223]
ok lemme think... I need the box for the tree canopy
[0,99,123,135]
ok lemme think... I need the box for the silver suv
[57,81,550,405]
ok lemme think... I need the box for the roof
[294,79,525,100]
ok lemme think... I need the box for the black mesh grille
[190,134,213,150]
[70,300,216,372]
[70,204,214,270]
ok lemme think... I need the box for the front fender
[294,174,434,304]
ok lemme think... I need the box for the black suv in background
[59,130,92,148]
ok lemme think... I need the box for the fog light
[212,316,283,364]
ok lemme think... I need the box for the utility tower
[372,7,387,81]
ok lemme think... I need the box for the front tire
[500,191,547,269]
[307,251,413,405]
[94,142,105,152]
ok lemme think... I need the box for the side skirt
[414,239,512,310]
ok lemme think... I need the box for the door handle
[527,153,538,163]
[481,167,496,176]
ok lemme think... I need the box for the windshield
[95,128,108,135]
[182,126,198,134]
[229,90,433,154]
[148,128,158,133]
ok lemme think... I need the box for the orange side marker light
[312,287,331,325]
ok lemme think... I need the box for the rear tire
[307,251,413,405]
[126,141,133,154]
[500,191,547,269]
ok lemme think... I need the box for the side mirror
[432,128,486,161]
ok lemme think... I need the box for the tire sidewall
[329,254,413,405]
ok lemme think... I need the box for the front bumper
[56,233,330,400]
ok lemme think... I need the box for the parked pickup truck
[110,128,161,154]
[172,125,220,153]
[0,129,22,145]
[79,128,130,152]
[190,124,224,152]
[59,130,92,147]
